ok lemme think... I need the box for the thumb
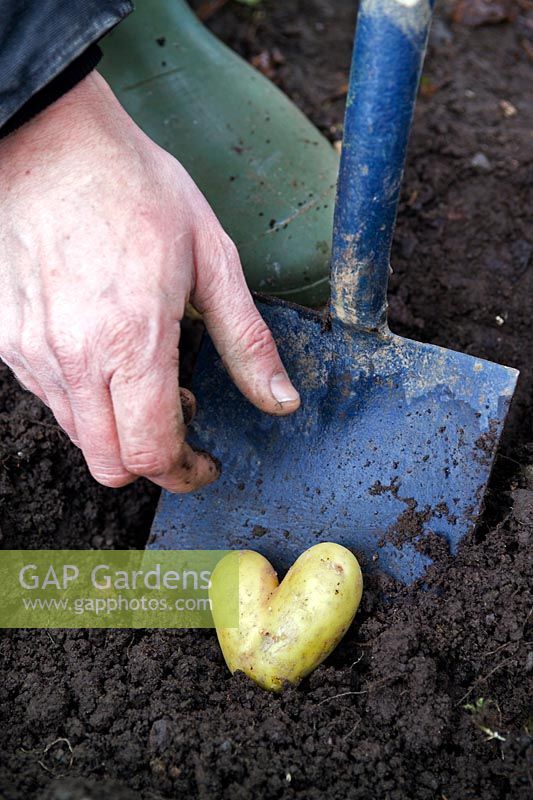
[192,232,300,415]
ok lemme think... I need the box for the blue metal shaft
[330,0,434,330]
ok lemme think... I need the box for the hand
[0,72,300,493]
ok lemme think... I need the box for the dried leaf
[452,0,517,27]
[499,99,518,117]
[250,49,284,80]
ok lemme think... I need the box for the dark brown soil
[1,1,532,798]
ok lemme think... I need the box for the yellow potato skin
[210,543,363,692]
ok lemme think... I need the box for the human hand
[0,72,300,493]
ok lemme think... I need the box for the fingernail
[192,447,222,480]
[180,389,196,426]
[270,372,300,405]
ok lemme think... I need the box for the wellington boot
[100,0,339,306]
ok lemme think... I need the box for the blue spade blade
[150,303,517,583]
[149,0,518,583]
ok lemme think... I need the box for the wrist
[0,72,130,182]
[0,46,103,142]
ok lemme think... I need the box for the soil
[1,1,532,798]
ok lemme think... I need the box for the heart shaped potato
[210,542,363,691]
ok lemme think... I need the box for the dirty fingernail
[270,372,300,405]
[193,447,222,480]
[180,388,197,425]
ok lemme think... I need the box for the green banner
[0,551,238,628]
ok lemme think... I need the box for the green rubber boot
[99,0,338,307]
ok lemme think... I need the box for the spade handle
[330,0,434,331]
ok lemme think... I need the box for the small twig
[349,652,365,670]
[360,675,396,693]
[44,737,74,764]
[126,632,136,658]
[458,656,517,704]
[343,721,361,740]
[317,690,367,706]
[495,452,522,467]
[483,640,513,658]
[36,737,74,775]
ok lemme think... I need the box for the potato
[209,542,363,692]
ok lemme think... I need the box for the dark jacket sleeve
[0,0,133,131]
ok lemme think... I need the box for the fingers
[193,234,300,416]
[67,381,135,488]
[180,387,197,425]
[6,335,210,493]
[68,380,205,492]
[109,354,219,494]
